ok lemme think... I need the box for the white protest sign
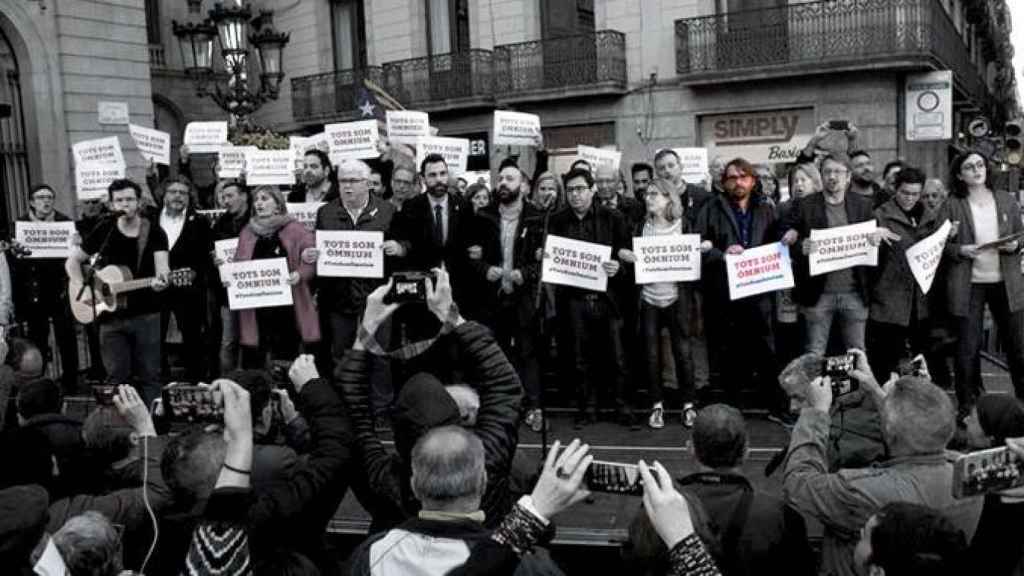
[72,136,125,167]
[244,149,295,186]
[14,221,77,259]
[726,242,794,300]
[128,124,170,165]
[214,237,239,281]
[217,145,256,179]
[416,136,470,175]
[386,110,430,145]
[183,121,229,153]
[541,235,612,292]
[75,163,125,201]
[325,120,380,160]
[675,148,709,184]
[290,133,328,170]
[809,220,878,276]
[286,202,325,231]
[223,257,293,310]
[632,234,702,284]
[97,101,130,125]
[315,230,385,278]
[493,111,541,146]
[905,219,951,294]
[576,145,621,172]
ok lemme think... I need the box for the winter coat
[314,195,395,315]
[235,218,320,345]
[695,193,779,305]
[473,202,546,326]
[939,191,1024,317]
[869,200,945,326]
[338,321,523,531]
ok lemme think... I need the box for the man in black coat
[548,168,636,429]
[696,159,781,411]
[155,175,213,381]
[676,404,814,576]
[12,185,80,393]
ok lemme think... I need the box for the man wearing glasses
[782,153,884,355]
[12,185,81,394]
[547,167,636,429]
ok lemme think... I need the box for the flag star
[359,100,376,117]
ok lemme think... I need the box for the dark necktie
[433,204,444,246]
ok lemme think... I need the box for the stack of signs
[325,120,380,162]
[416,136,470,176]
[128,124,171,165]
[386,111,430,145]
[183,121,229,153]
[576,145,621,172]
[73,136,126,201]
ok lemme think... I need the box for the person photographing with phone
[782,349,984,576]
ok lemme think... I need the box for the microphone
[105,209,127,219]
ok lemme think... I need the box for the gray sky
[1012,1,1023,109]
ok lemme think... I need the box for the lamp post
[173,1,289,124]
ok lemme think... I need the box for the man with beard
[156,175,213,381]
[474,158,546,431]
[392,154,476,314]
[211,181,250,374]
[849,150,887,207]
[631,162,653,204]
[11,185,80,394]
[287,149,339,203]
[548,168,636,429]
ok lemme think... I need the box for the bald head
[410,425,486,511]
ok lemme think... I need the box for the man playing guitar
[65,178,169,405]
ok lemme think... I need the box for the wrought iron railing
[493,30,626,97]
[675,0,987,102]
[381,49,494,109]
[290,66,384,124]
[149,44,166,68]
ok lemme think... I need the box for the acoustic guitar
[69,265,195,324]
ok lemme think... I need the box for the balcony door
[540,0,597,89]
[332,1,367,115]
[718,0,788,69]
[426,0,470,100]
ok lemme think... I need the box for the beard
[302,172,325,187]
[427,182,448,198]
[852,172,873,186]
[497,185,520,205]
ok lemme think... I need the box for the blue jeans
[99,312,162,406]
[801,291,868,355]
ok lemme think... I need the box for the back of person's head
[5,337,43,377]
[161,429,226,507]
[778,353,824,396]
[0,428,55,490]
[410,425,486,509]
[17,378,62,420]
[974,393,1024,445]
[882,377,954,455]
[82,406,135,464]
[692,404,747,469]
[0,484,49,570]
[53,511,122,576]
[861,502,966,576]
[393,372,461,466]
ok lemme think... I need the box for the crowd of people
[0,119,1023,574]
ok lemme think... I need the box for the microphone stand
[533,205,553,462]
[77,212,120,323]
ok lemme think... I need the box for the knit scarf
[247,213,293,238]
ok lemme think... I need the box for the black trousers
[640,300,694,405]
[24,296,79,393]
[491,298,541,409]
[558,294,631,414]
[160,289,205,381]
[705,294,779,410]
[954,282,1024,411]
[866,317,951,390]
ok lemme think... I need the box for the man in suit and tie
[157,175,213,380]
[392,153,478,317]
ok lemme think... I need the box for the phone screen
[585,460,644,496]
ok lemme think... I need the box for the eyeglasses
[566,185,591,194]
[961,161,986,172]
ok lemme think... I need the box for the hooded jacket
[339,321,523,531]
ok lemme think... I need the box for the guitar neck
[109,277,159,294]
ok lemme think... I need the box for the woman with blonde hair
[620,178,699,429]
[233,186,319,367]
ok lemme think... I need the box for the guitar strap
[136,218,151,272]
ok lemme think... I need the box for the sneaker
[648,405,665,429]
[682,403,697,429]
[524,409,537,428]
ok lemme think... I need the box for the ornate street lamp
[173,1,290,123]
